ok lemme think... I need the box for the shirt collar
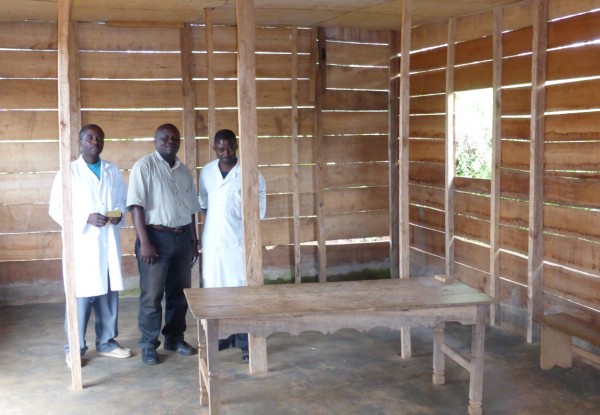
[154,150,181,169]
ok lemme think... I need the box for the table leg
[468,305,486,415]
[205,319,221,415]
[432,322,445,385]
[198,320,208,406]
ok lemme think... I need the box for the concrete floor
[1,298,600,415]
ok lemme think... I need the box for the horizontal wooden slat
[409,139,445,163]
[502,26,532,57]
[326,65,388,90]
[261,217,316,246]
[501,140,529,170]
[321,111,388,135]
[78,23,181,51]
[262,165,314,194]
[409,115,445,139]
[501,118,530,140]
[80,51,182,79]
[255,137,313,165]
[499,250,527,285]
[1,79,57,110]
[324,163,389,189]
[410,46,446,72]
[409,162,445,187]
[502,87,531,116]
[500,169,529,198]
[455,239,490,273]
[500,224,528,254]
[0,111,58,141]
[265,193,315,219]
[502,54,531,86]
[455,191,490,219]
[547,44,600,81]
[545,112,600,142]
[454,61,493,91]
[409,247,445,277]
[0,142,59,173]
[454,262,489,293]
[411,21,448,52]
[409,204,443,231]
[0,50,57,78]
[454,177,491,194]
[0,204,58,233]
[547,10,600,49]
[546,79,600,113]
[545,175,600,207]
[545,233,600,276]
[410,69,446,96]
[81,111,183,140]
[456,36,492,65]
[409,184,444,210]
[410,94,446,115]
[191,53,312,79]
[0,173,55,204]
[325,41,389,66]
[326,210,388,240]
[323,135,388,163]
[322,90,388,111]
[325,187,388,215]
[327,241,390,270]
[500,198,528,228]
[410,225,445,257]
[0,21,57,49]
[545,141,600,171]
[545,204,600,240]
[455,214,490,244]
[544,263,600,310]
[210,107,313,137]
[80,80,183,109]
[324,27,390,44]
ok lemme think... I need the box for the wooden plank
[411,20,448,51]
[0,111,58,141]
[528,0,548,342]
[0,50,57,78]
[0,141,61,176]
[325,187,389,214]
[409,204,444,231]
[445,18,456,279]
[322,90,388,111]
[545,233,600,276]
[501,87,531,116]
[548,10,600,48]
[499,251,527,285]
[257,137,312,165]
[409,139,445,163]
[321,111,388,136]
[410,94,446,115]
[409,115,446,139]
[502,54,532,86]
[325,65,388,90]
[500,198,529,227]
[323,27,389,44]
[454,262,489,293]
[389,30,400,279]
[79,51,182,79]
[261,165,313,194]
[545,112,600,142]
[547,45,600,81]
[501,140,530,170]
[265,193,314,219]
[205,107,313,137]
[80,80,183,109]
[325,41,389,66]
[502,26,532,57]
[455,239,490,273]
[0,173,55,204]
[0,79,57,109]
[291,26,301,283]
[0,204,60,233]
[409,162,445,187]
[500,224,528,254]
[323,135,388,163]
[544,264,600,310]
[261,217,316,246]
[409,183,444,210]
[410,46,446,72]
[325,163,389,189]
[325,210,389,240]
[454,177,491,194]
[454,61,493,91]
[455,36,493,65]
[503,1,533,32]
[546,79,600,113]
[327,241,390,270]
[455,191,490,220]
[456,10,493,43]
[455,215,490,244]
[545,175,600,208]
[0,21,57,49]
[80,111,183,140]
[501,118,530,140]
[409,247,445,277]
[410,225,445,258]
[78,22,181,51]
[410,69,446,96]
[545,204,600,240]
[180,23,199,196]
[541,313,600,346]
[545,142,600,171]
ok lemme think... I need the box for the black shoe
[141,347,159,365]
[164,340,197,356]
[241,348,249,363]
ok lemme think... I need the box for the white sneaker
[98,346,131,359]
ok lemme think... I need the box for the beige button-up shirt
[127,151,201,227]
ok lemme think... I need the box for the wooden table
[184,277,494,415]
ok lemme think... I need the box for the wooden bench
[540,313,600,370]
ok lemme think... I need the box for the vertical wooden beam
[527,0,548,343]
[235,0,267,373]
[398,0,412,358]
[205,8,217,159]
[388,30,400,279]
[445,17,456,278]
[181,23,200,288]
[57,0,82,389]
[490,7,503,326]
[314,27,327,283]
[291,27,302,284]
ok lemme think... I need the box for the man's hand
[87,213,108,227]
[108,214,122,225]
[140,241,159,265]
[191,240,199,267]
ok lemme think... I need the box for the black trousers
[136,226,191,349]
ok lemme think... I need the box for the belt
[147,224,187,234]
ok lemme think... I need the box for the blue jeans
[136,226,192,349]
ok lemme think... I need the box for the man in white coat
[49,124,131,367]
[199,129,266,361]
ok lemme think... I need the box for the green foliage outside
[454,88,492,179]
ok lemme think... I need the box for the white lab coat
[199,159,266,288]
[49,157,127,298]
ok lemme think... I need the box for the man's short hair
[214,129,237,143]
[79,124,104,141]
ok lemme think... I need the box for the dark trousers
[136,227,192,349]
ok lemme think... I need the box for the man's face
[155,126,180,159]
[213,138,237,165]
[79,127,104,160]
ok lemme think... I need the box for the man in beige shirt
[127,123,201,365]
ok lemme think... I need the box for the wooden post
[180,23,200,288]
[314,27,327,283]
[527,0,548,343]
[445,17,456,278]
[57,0,82,389]
[291,27,302,284]
[490,7,503,326]
[205,8,217,159]
[399,0,412,358]
[235,0,267,373]
[388,30,400,279]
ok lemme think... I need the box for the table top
[184,277,494,321]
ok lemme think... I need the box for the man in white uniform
[49,124,131,368]
[199,129,266,361]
